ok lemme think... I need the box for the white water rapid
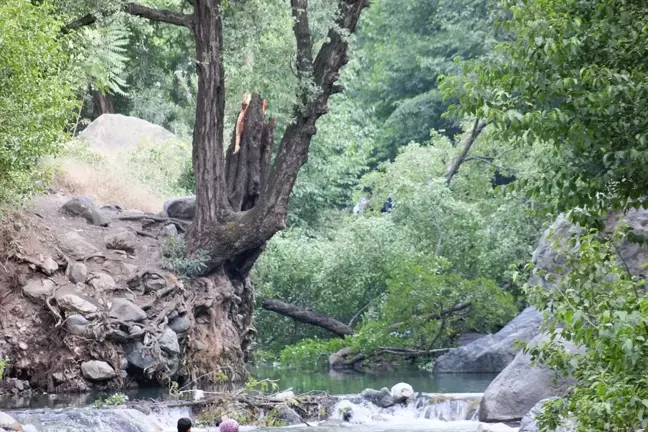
[5,392,518,432]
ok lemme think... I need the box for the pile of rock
[436,210,648,431]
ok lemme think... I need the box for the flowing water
[1,370,506,432]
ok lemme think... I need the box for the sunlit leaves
[0,0,78,204]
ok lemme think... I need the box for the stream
[0,370,504,432]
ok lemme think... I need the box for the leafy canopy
[0,0,78,205]
[443,0,648,215]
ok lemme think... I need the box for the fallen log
[261,298,354,337]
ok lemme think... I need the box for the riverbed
[0,369,506,432]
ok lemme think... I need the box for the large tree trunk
[57,0,371,385]
[177,0,369,384]
[92,89,115,116]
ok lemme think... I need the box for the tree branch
[330,347,451,369]
[261,299,354,337]
[387,302,472,331]
[291,0,314,83]
[445,118,488,185]
[259,0,369,223]
[61,14,96,34]
[63,3,193,33]
[124,3,193,28]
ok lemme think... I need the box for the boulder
[457,333,487,346]
[531,210,648,289]
[390,383,413,403]
[41,257,59,276]
[64,314,90,336]
[169,315,192,334]
[0,412,21,431]
[478,333,581,422]
[61,197,111,227]
[361,388,395,408]
[88,272,116,291]
[109,298,147,322]
[104,229,138,254]
[435,307,543,374]
[519,398,576,432]
[163,224,178,237]
[56,289,99,315]
[80,113,176,152]
[124,342,156,371]
[163,196,195,220]
[22,278,56,301]
[69,262,87,284]
[158,328,180,355]
[58,232,99,261]
[80,360,116,381]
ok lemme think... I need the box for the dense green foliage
[0,0,77,204]
[443,0,648,216]
[255,124,545,360]
[352,0,500,162]
[443,0,648,430]
[526,228,648,431]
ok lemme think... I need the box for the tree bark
[445,118,488,185]
[261,299,354,337]
[92,90,114,116]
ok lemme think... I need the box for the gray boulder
[435,307,543,374]
[158,328,180,355]
[124,342,156,371]
[81,360,116,381]
[531,210,648,289]
[109,298,147,322]
[56,292,98,315]
[65,314,90,336]
[58,232,99,261]
[479,333,581,422]
[104,229,138,254]
[519,398,576,432]
[163,196,195,219]
[169,315,192,334]
[22,278,56,301]
[88,272,116,291]
[61,197,111,227]
[69,262,87,284]
[361,387,395,408]
[80,113,176,152]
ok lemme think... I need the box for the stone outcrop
[80,361,117,382]
[80,113,176,152]
[435,307,542,374]
[57,232,99,261]
[519,398,576,432]
[104,229,138,254]
[22,278,56,302]
[478,333,582,422]
[61,197,111,227]
[162,196,195,220]
[360,387,395,408]
[390,383,413,402]
[109,298,147,322]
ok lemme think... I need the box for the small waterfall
[418,393,481,421]
[329,392,483,425]
[7,406,194,432]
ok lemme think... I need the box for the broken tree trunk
[65,0,370,385]
[261,299,354,337]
